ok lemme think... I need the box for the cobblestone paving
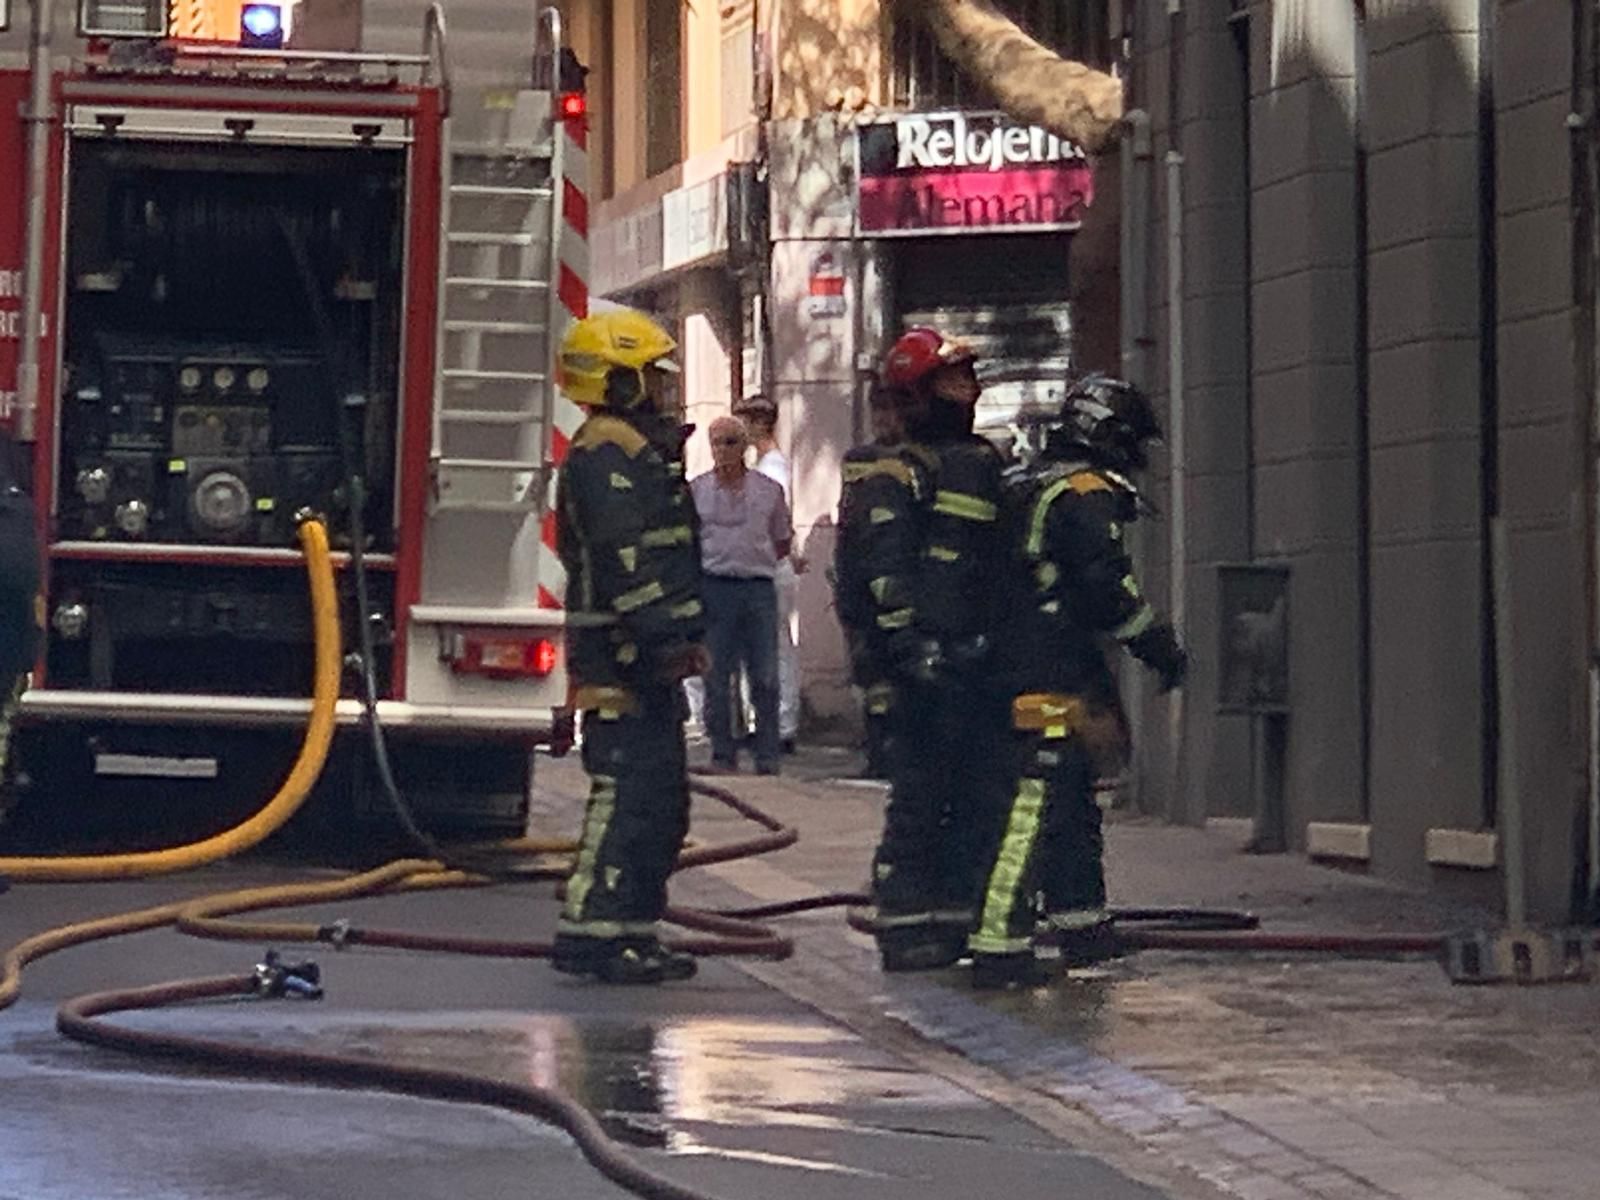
[535,744,1600,1200]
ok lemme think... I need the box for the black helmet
[1048,374,1162,471]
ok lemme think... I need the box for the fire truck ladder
[422,9,568,610]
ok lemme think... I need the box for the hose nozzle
[253,949,324,1000]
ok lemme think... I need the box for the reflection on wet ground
[16,1009,984,1162]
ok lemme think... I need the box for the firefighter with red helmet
[968,374,1188,988]
[549,308,708,985]
[850,327,1010,972]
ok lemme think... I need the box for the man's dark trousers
[702,574,781,769]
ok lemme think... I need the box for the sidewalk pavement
[539,742,1600,1200]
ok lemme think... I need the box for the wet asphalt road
[0,868,1173,1200]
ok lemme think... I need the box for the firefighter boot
[594,938,698,985]
[877,925,967,973]
[970,951,1054,991]
[552,934,698,984]
[1056,920,1124,968]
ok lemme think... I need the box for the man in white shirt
[734,395,801,751]
[690,416,793,774]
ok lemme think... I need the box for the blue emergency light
[240,2,285,48]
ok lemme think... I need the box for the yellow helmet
[557,308,679,409]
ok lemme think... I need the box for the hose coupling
[318,918,353,950]
[253,949,324,1000]
[293,508,326,530]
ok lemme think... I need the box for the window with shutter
[720,0,756,137]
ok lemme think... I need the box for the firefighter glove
[1129,622,1188,693]
[887,632,944,686]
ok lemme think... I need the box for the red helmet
[881,327,977,389]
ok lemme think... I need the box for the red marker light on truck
[559,93,587,120]
[453,635,558,678]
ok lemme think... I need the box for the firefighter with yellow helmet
[549,308,708,985]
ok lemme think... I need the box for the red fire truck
[0,0,585,837]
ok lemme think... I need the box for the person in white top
[734,395,801,750]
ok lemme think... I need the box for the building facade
[1128,0,1595,923]
[562,0,1120,737]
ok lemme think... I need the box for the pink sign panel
[858,165,1094,236]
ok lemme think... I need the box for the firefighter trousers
[968,729,1105,957]
[556,685,690,951]
[872,678,1005,938]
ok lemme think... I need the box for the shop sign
[855,110,1094,237]
[805,252,846,319]
[662,175,728,272]
[592,200,664,297]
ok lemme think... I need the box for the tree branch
[917,0,1125,153]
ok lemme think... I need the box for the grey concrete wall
[1493,0,1585,921]
[1245,3,1367,838]
[1127,0,1589,918]
[1364,2,1487,881]
[1177,2,1255,822]
[1131,0,1367,835]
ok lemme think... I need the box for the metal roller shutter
[893,232,1074,444]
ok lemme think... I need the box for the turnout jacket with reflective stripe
[905,434,1006,645]
[995,460,1159,696]
[556,412,705,698]
[833,439,923,682]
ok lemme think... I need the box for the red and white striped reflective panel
[538,109,589,609]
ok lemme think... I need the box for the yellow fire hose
[0,518,341,882]
[0,517,584,1006]
[0,514,790,1200]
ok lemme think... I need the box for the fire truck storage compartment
[58,137,406,551]
[45,557,395,697]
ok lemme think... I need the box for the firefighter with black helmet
[968,373,1188,989]
[549,308,708,985]
[833,381,912,780]
[858,327,1009,973]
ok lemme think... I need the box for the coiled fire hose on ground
[3,516,1546,1200]
[0,517,343,883]
[0,513,793,1200]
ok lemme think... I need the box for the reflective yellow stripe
[1027,478,1075,557]
[669,599,703,619]
[927,544,960,562]
[641,524,693,547]
[1114,603,1156,642]
[933,490,997,522]
[614,580,666,612]
[869,576,894,601]
[971,778,1046,955]
[1047,907,1109,932]
[617,545,638,572]
[876,608,914,630]
[557,919,660,939]
[571,685,637,713]
[843,458,914,486]
[561,775,617,922]
[869,506,896,524]
[608,472,634,490]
